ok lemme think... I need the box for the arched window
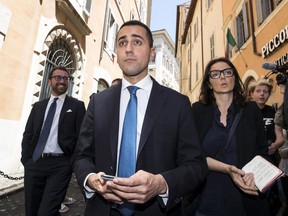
[97,79,109,93]
[34,27,83,103]
[40,38,76,100]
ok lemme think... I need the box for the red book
[242,155,284,193]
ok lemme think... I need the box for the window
[104,8,118,53]
[83,0,92,16]
[97,79,109,93]
[256,0,282,25]
[130,10,135,20]
[196,61,199,81]
[235,3,250,47]
[41,38,76,100]
[210,34,215,60]
[0,5,11,51]
[193,17,198,42]
[207,0,213,10]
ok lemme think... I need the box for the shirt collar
[121,75,153,91]
[50,94,66,103]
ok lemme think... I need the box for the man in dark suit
[73,20,208,216]
[21,66,86,216]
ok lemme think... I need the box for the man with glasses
[21,66,86,216]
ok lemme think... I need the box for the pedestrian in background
[73,20,208,216]
[21,66,86,216]
[191,57,271,216]
[111,78,122,86]
[249,79,284,215]
[274,79,288,216]
[249,80,284,161]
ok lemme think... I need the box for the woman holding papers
[191,57,271,216]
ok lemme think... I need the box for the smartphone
[101,174,115,181]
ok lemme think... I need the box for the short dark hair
[111,78,122,85]
[118,20,154,48]
[48,66,70,79]
[199,57,246,106]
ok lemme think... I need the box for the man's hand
[86,172,124,204]
[106,170,167,204]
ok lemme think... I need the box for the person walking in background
[21,66,86,216]
[191,57,271,216]
[249,79,284,215]
[73,20,208,216]
[274,79,288,216]
[277,126,288,216]
[248,80,284,161]
[111,78,122,86]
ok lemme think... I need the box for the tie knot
[127,86,139,95]
[53,97,59,102]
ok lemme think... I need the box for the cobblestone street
[0,174,85,216]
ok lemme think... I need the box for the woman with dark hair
[191,57,271,215]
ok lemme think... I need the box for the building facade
[0,0,151,193]
[176,0,288,106]
[149,29,180,91]
[176,0,225,102]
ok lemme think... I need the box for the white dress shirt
[85,75,168,203]
[116,75,152,173]
[43,94,66,154]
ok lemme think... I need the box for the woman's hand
[207,157,258,195]
[227,166,258,196]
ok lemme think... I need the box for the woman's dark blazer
[191,100,271,216]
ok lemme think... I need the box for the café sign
[262,25,288,58]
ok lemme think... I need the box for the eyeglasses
[50,75,71,82]
[209,68,234,79]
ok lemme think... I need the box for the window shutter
[242,2,249,40]
[255,0,263,25]
[84,0,92,15]
[234,19,239,51]
[104,8,111,42]
[112,23,118,52]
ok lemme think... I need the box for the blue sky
[150,0,188,43]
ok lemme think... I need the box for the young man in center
[73,20,208,216]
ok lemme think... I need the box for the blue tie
[118,86,138,216]
[32,98,58,161]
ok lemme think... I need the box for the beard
[51,83,68,95]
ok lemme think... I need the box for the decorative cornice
[56,0,92,35]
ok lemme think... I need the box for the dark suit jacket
[21,95,86,165]
[73,78,208,216]
[191,101,271,215]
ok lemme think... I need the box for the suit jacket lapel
[137,80,166,157]
[108,85,121,165]
[59,96,70,125]
[38,99,49,130]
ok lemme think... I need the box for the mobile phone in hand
[101,174,115,181]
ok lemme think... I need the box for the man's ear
[150,48,156,62]
[48,78,52,87]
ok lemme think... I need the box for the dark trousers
[24,156,72,216]
[281,176,288,215]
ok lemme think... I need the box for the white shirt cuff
[83,173,97,199]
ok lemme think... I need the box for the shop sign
[262,25,288,58]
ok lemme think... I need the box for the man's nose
[125,42,133,53]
